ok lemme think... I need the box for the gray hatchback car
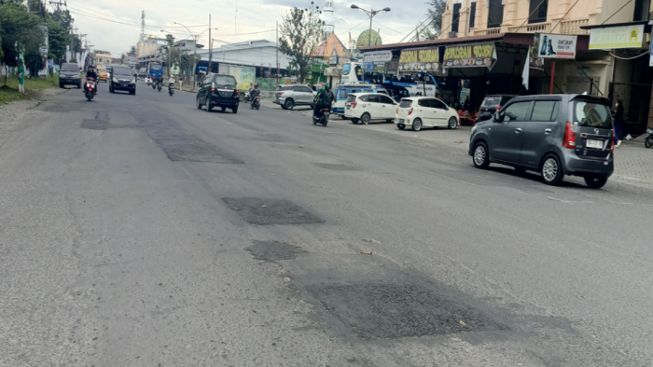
[469,94,614,188]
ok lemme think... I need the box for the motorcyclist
[85,65,98,94]
[313,84,334,120]
[250,83,261,108]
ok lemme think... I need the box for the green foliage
[425,0,447,39]
[278,7,323,83]
[0,3,43,67]
[47,18,69,62]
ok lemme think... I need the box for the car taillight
[351,101,357,109]
[408,108,414,115]
[496,105,502,111]
[210,82,216,93]
[563,121,576,149]
[609,129,615,151]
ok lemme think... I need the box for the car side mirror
[493,111,504,123]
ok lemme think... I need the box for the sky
[62,0,432,56]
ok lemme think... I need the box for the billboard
[399,47,440,73]
[443,43,494,68]
[536,34,577,59]
[589,24,645,50]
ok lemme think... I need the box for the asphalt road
[1,83,652,367]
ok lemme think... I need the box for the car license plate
[586,139,603,149]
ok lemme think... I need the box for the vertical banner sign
[537,34,577,59]
[443,43,495,68]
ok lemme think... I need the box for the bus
[148,61,163,81]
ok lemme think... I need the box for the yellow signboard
[443,43,495,68]
[399,47,440,72]
[589,24,645,50]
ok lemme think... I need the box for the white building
[197,40,291,70]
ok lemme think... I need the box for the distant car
[196,73,240,113]
[274,84,316,110]
[109,65,136,95]
[477,95,516,122]
[469,94,614,188]
[395,97,459,131]
[59,62,81,89]
[344,93,397,124]
[97,66,108,83]
[332,84,376,117]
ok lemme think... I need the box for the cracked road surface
[1,83,652,366]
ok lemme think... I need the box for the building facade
[93,50,112,65]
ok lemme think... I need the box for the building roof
[580,20,649,30]
[310,33,347,58]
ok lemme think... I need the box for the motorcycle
[168,83,174,96]
[157,81,162,92]
[312,107,330,127]
[84,78,96,101]
[645,128,653,149]
[250,95,260,110]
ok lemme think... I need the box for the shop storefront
[584,21,653,132]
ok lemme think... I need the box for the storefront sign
[443,43,495,68]
[536,34,577,59]
[398,47,440,72]
[363,50,393,63]
[589,24,645,50]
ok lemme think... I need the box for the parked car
[59,63,81,89]
[274,84,316,110]
[395,97,459,131]
[109,65,136,95]
[344,93,397,124]
[469,94,614,188]
[477,95,516,122]
[333,84,376,117]
[196,73,240,113]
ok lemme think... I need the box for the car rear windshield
[346,95,357,103]
[215,76,236,87]
[482,96,504,107]
[574,100,612,129]
[61,64,78,72]
[399,100,413,108]
[113,67,132,77]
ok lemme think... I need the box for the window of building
[528,0,548,24]
[487,0,504,28]
[469,2,477,28]
[452,3,461,33]
[634,0,651,21]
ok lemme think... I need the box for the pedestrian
[613,100,625,148]
[17,60,26,95]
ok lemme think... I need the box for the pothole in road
[222,197,324,225]
[81,111,109,130]
[146,129,243,164]
[306,282,505,339]
[246,240,307,261]
[313,162,361,171]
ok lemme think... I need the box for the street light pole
[174,21,198,90]
[350,4,391,47]
[208,14,212,72]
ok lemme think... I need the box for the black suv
[109,65,136,95]
[196,73,239,113]
[470,94,614,188]
[477,95,516,122]
[59,63,81,88]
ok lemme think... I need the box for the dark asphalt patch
[81,111,109,130]
[246,240,307,261]
[222,197,324,225]
[146,128,243,164]
[306,282,504,339]
[313,163,361,171]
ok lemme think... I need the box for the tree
[0,3,44,67]
[278,7,323,83]
[425,0,447,39]
[47,18,69,62]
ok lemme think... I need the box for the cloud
[64,0,431,56]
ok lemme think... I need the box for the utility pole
[208,13,213,72]
[49,0,66,12]
[276,21,280,87]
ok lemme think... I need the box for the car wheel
[397,124,405,130]
[221,106,226,112]
[361,113,371,125]
[645,135,653,149]
[205,97,212,112]
[78,83,82,89]
[109,87,114,94]
[447,117,458,129]
[196,96,203,110]
[340,115,347,120]
[412,118,423,132]
[59,83,64,89]
[232,106,238,114]
[472,142,490,169]
[284,99,294,110]
[541,155,564,186]
[351,118,359,124]
[131,90,136,96]
[584,175,608,189]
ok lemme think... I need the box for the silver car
[469,94,614,188]
[274,85,317,110]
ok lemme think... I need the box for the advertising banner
[398,47,440,73]
[363,50,393,63]
[536,34,577,59]
[443,43,494,68]
[589,24,645,50]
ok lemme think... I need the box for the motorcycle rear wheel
[645,135,653,149]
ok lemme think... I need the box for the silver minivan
[469,94,614,188]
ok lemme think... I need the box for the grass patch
[0,75,59,104]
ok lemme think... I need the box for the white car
[344,93,398,125]
[395,97,459,131]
